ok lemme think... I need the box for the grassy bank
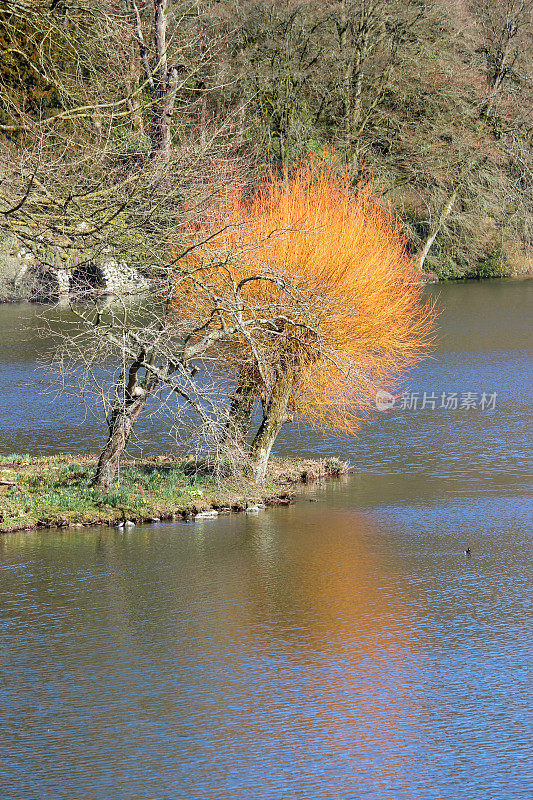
[0,453,348,533]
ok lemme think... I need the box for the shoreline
[1,273,532,305]
[0,454,349,534]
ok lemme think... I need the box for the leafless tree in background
[471,0,533,118]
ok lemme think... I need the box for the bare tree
[213,0,327,179]
[0,0,227,259]
[50,245,332,487]
[0,0,257,485]
[130,0,186,160]
[331,0,424,167]
[472,0,533,118]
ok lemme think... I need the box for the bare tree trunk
[350,35,368,144]
[131,0,155,94]
[337,15,352,149]
[419,190,457,271]
[250,369,294,482]
[93,350,158,488]
[143,0,180,161]
[92,393,151,488]
[154,0,168,78]
[150,64,179,159]
[126,45,144,134]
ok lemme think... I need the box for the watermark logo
[375,390,498,411]
[375,389,396,411]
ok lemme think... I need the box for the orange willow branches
[174,160,435,436]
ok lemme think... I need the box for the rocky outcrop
[28,258,150,302]
[98,260,150,296]
[1,240,151,302]
[0,244,35,301]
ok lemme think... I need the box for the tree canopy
[182,160,434,478]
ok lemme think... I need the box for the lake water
[0,281,532,799]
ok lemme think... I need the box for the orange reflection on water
[204,508,428,795]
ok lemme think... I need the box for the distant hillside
[1,0,531,285]
[196,0,533,279]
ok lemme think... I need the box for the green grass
[0,454,347,533]
[0,453,34,465]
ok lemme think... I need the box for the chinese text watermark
[375,390,498,412]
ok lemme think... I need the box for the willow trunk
[250,370,294,482]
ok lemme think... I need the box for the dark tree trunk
[222,369,259,460]
[250,369,295,482]
[93,347,157,489]
[92,392,151,488]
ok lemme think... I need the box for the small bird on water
[464,547,471,556]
